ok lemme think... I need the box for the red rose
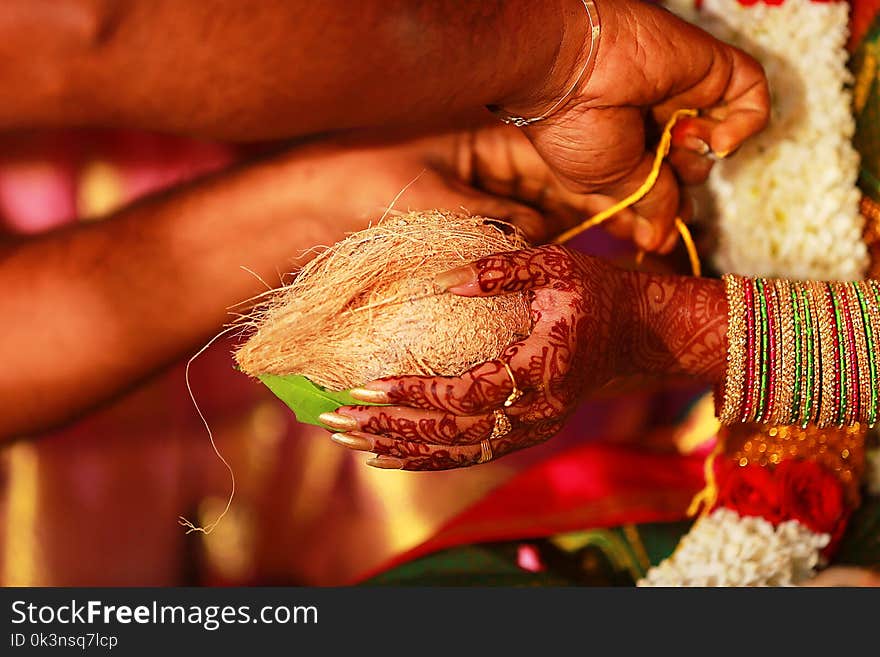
[715,462,783,523]
[776,459,846,536]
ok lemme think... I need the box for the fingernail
[331,433,373,451]
[434,265,475,292]
[366,456,405,470]
[711,149,730,160]
[317,412,358,431]
[349,388,390,404]
[635,217,655,250]
[683,136,710,155]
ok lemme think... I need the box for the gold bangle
[813,282,838,428]
[774,279,795,425]
[794,280,812,425]
[719,274,747,424]
[747,277,764,424]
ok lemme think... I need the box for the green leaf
[257,374,382,427]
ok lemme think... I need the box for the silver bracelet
[488,0,601,128]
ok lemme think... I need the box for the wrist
[611,267,643,377]
[615,268,728,382]
[489,0,600,124]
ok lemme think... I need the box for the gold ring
[501,361,523,407]
[478,439,494,464]
[490,408,512,440]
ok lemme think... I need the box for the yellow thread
[633,219,701,276]
[554,108,702,277]
[685,437,724,519]
[675,217,701,278]
[622,524,652,574]
[665,438,726,564]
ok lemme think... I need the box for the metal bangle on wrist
[487,0,601,128]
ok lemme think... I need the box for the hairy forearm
[1,0,579,138]
[0,146,367,440]
[615,269,728,383]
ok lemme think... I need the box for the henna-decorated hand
[318,245,624,471]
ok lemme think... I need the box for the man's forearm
[2,0,581,138]
[0,146,368,440]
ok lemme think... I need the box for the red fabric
[354,443,706,583]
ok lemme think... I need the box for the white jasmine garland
[645,0,863,588]
[668,0,865,280]
[638,508,830,587]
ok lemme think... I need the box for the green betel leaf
[257,374,382,426]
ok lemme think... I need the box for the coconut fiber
[234,210,533,390]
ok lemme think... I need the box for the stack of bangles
[719,273,880,428]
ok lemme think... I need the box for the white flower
[646,0,862,590]
[668,0,865,280]
[638,508,829,587]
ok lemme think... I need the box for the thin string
[658,437,723,566]
[553,108,703,277]
[685,437,724,519]
[178,324,241,535]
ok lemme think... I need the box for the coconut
[234,210,533,390]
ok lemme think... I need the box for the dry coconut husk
[234,210,533,390]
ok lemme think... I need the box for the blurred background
[0,128,700,585]
[4,0,880,587]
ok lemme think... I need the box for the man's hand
[504,0,770,251]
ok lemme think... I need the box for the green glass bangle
[802,283,817,427]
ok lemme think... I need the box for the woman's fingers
[349,357,535,415]
[331,431,488,470]
[320,405,497,445]
[330,418,562,471]
[324,390,538,444]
